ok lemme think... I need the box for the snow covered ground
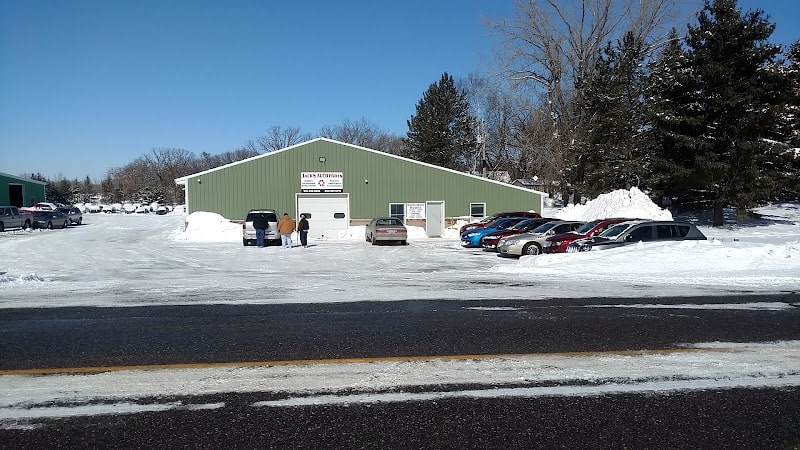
[1,188,799,307]
[1,188,798,425]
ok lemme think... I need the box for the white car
[496,220,584,257]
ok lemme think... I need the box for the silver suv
[242,209,280,246]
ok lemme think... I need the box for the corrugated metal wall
[183,139,543,221]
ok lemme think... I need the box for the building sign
[301,172,344,193]
[406,203,426,219]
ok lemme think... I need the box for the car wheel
[77,218,82,225]
[243,238,249,246]
[522,242,541,255]
[371,234,378,245]
[23,220,31,230]
[0,222,4,232]
[46,221,53,230]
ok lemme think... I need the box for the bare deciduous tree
[255,126,312,153]
[487,0,681,202]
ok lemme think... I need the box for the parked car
[156,205,169,215]
[242,209,280,246]
[480,218,557,251]
[0,206,32,231]
[20,202,61,214]
[365,217,408,245]
[567,220,707,252]
[461,216,530,248]
[459,211,542,235]
[543,218,632,253]
[496,220,585,257]
[31,210,70,229]
[57,206,83,225]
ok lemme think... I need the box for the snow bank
[171,211,241,242]
[555,187,672,221]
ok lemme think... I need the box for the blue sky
[1,0,797,182]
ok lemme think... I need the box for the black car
[32,210,71,229]
[567,220,707,252]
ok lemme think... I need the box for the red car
[543,218,632,253]
[459,211,542,235]
[480,218,556,251]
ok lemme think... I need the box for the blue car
[461,217,529,248]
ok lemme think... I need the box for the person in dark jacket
[252,213,269,247]
[297,214,309,248]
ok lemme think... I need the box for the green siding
[0,173,47,207]
[181,139,543,221]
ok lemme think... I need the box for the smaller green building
[175,138,545,238]
[0,172,47,207]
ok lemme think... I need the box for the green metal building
[0,172,47,207]
[175,138,544,238]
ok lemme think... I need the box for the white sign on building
[406,203,426,219]
[301,172,344,193]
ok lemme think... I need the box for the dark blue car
[461,217,529,248]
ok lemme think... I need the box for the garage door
[297,193,350,239]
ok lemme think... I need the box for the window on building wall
[389,203,405,222]
[470,203,486,218]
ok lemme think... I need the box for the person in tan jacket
[277,213,296,248]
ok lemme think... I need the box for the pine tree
[775,40,800,199]
[649,0,788,225]
[576,32,653,198]
[647,29,698,204]
[404,73,476,171]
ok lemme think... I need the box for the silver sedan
[497,220,584,256]
[365,217,408,245]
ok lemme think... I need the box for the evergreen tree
[649,0,788,225]
[647,29,698,205]
[775,40,800,199]
[404,73,476,171]
[576,32,653,198]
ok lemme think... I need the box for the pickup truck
[0,206,33,232]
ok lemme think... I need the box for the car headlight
[466,232,480,238]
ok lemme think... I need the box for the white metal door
[296,193,350,239]
[425,201,445,237]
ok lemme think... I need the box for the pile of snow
[555,187,673,221]
[171,211,242,242]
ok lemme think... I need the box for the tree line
[29,0,799,227]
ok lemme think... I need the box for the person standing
[252,213,268,248]
[297,214,309,248]
[277,213,296,248]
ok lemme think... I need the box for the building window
[470,203,486,218]
[389,203,405,222]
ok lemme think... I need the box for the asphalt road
[2,293,799,448]
[2,293,800,370]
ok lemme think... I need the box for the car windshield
[377,218,402,226]
[574,220,602,234]
[531,222,558,233]
[601,223,634,238]
[509,219,536,230]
